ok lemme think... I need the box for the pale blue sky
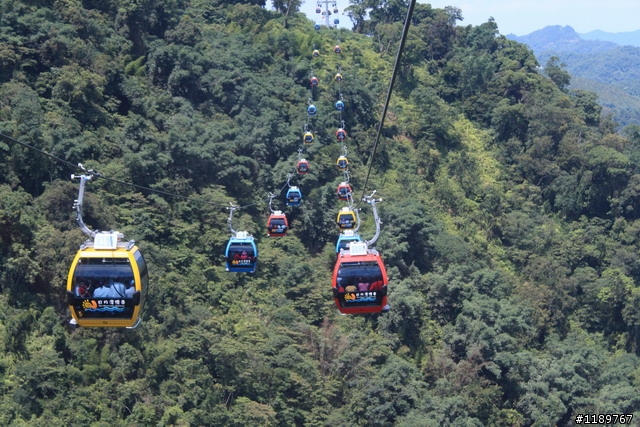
[298,0,640,36]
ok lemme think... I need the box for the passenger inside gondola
[72,259,137,299]
[75,281,90,297]
[337,262,383,294]
[268,217,287,233]
[338,213,355,228]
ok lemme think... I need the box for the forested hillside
[1,1,640,425]
[509,25,640,128]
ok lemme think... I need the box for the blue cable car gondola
[335,230,362,253]
[314,24,321,30]
[308,104,317,116]
[335,100,345,111]
[286,186,303,207]
[225,231,258,273]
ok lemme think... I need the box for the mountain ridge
[507,25,640,127]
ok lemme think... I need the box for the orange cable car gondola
[336,128,347,141]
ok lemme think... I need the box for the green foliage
[1,0,640,425]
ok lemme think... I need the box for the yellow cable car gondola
[66,171,148,328]
[304,131,314,144]
[336,155,348,170]
[336,206,357,230]
[67,233,148,328]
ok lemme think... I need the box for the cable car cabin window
[268,218,287,236]
[337,213,356,229]
[227,244,257,270]
[133,249,149,303]
[269,218,287,229]
[70,258,137,320]
[335,261,385,307]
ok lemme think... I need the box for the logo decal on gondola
[344,292,377,303]
[81,299,126,313]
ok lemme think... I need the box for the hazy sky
[423,0,640,35]
[301,0,640,36]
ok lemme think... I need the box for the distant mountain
[507,25,640,128]
[507,25,617,53]
[580,29,640,47]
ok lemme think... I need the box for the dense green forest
[2,0,640,425]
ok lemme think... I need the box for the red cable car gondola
[332,242,389,314]
[336,128,347,141]
[297,158,310,174]
[337,181,352,201]
[267,211,288,237]
[310,76,319,87]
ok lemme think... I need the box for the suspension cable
[0,131,259,210]
[359,0,416,203]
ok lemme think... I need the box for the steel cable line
[358,0,416,205]
[0,131,259,210]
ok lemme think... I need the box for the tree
[544,56,571,91]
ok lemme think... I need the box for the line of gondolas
[1,0,416,326]
[322,36,390,315]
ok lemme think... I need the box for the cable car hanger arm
[71,163,102,238]
[363,191,382,246]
